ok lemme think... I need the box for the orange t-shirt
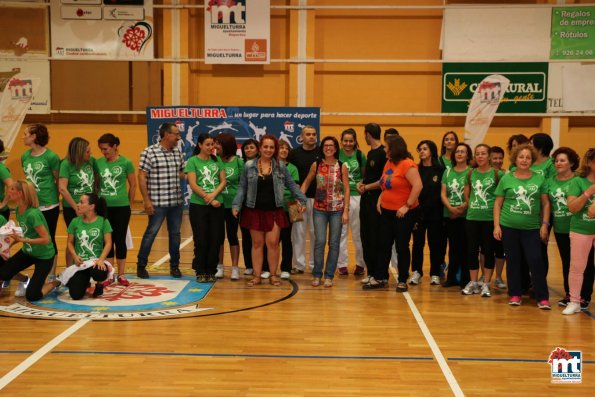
[379,158,419,211]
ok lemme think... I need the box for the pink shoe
[338,267,348,276]
[101,278,115,287]
[508,296,522,306]
[117,275,130,286]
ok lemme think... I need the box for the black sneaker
[581,300,590,311]
[558,296,570,307]
[170,267,182,278]
[196,274,207,283]
[396,282,408,293]
[137,267,150,279]
[362,280,385,290]
[93,283,104,297]
[207,275,217,282]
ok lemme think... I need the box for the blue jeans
[313,209,343,280]
[137,205,183,269]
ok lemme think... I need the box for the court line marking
[390,268,464,397]
[149,236,193,270]
[51,351,434,360]
[0,242,184,389]
[0,318,91,391]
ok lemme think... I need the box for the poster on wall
[0,4,49,58]
[442,63,548,113]
[204,0,270,64]
[0,60,50,114]
[146,106,320,205]
[50,0,154,60]
[551,6,595,60]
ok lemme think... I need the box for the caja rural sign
[442,63,548,113]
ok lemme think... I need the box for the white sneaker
[430,276,441,285]
[230,267,240,281]
[562,302,581,315]
[244,268,254,276]
[360,275,372,284]
[462,281,479,295]
[280,271,290,280]
[408,271,421,285]
[215,264,224,279]
[15,276,30,297]
[261,271,271,279]
[495,278,507,289]
[477,275,485,287]
[480,283,491,297]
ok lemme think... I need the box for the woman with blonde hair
[0,180,56,301]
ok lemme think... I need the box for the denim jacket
[232,157,307,211]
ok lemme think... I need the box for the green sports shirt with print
[67,216,113,261]
[21,148,60,207]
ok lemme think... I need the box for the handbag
[287,200,304,223]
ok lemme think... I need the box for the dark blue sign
[146,105,321,205]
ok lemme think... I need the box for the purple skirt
[240,207,289,232]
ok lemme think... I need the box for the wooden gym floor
[0,213,593,396]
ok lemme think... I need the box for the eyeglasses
[168,131,180,136]
[323,144,335,148]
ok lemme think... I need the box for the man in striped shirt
[137,122,185,279]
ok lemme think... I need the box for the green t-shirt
[59,158,97,208]
[568,177,595,235]
[441,166,469,218]
[467,168,504,221]
[495,172,545,230]
[21,148,61,207]
[0,163,12,211]
[545,176,574,234]
[282,162,300,211]
[96,156,135,207]
[339,149,366,196]
[220,156,244,209]
[184,156,224,205]
[67,216,113,261]
[16,206,56,260]
[441,155,452,171]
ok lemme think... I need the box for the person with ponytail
[97,133,136,286]
[58,193,112,299]
[0,180,56,301]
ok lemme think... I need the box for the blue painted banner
[146,106,320,205]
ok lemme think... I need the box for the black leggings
[222,208,240,247]
[466,220,495,271]
[63,206,77,227]
[445,217,469,286]
[0,250,54,301]
[411,216,444,277]
[377,207,419,283]
[67,266,108,300]
[189,203,225,276]
[107,206,131,259]
[280,214,293,273]
[41,206,60,256]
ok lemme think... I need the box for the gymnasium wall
[10,0,594,200]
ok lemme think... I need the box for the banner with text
[0,60,50,114]
[204,0,270,64]
[551,6,595,60]
[50,0,154,60]
[464,75,510,149]
[146,106,320,205]
[0,71,40,152]
[442,63,548,113]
